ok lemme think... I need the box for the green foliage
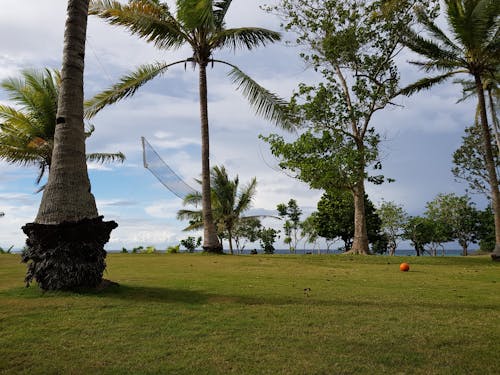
[258,227,279,254]
[0,69,124,186]
[277,199,302,252]
[121,247,128,253]
[180,236,202,252]
[315,190,382,251]
[377,200,409,255]
[233,217,262,252]
[425,193,480,255]
[477,206,495,252]
[143,246,157,254]
[403,216,452,256]
[166,244,180,254]
[177,165,258,253]
[132,246,143,254]
[452,124,499,196]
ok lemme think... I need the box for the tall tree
[263,0,436,254]
[315,190,382,252]
[400,0,500,259]
[277,199,302,252]
[0,69,124,188]
[21,0,118,290]
[377,200,408,256]
[88,0,290,253]
[425,193,479,256]
[177,165,258,254]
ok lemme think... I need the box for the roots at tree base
[203,245,224,254]
[21,216,118,290]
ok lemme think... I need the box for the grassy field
[1,253,499,375]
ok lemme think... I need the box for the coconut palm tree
[21,0,118,290]
[400,0,500,258]
[88,0,290,253]
[177,165,258,254]
[0,68,125,188]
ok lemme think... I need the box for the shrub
[166,245,180,254]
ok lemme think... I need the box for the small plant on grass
[0,245,14,254]
[166,245,180,254]
[180,236,202,253]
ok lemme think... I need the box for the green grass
[1,253,499,374]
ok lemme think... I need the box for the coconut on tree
[87,0,291,253]
[400,0,500,258]
[0,68,124,189]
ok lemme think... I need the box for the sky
[0,0,485,252]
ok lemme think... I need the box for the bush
[143,246,156,254]
[121,247,128,253]
[132,246,143,254]
[166,245,180,254]
[180,236,202,252]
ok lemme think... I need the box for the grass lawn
[1,253,499,374]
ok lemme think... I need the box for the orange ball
[400,262,410,272]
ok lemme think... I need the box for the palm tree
[0,69,125,188]
[21,0,118,290]
[88,0,290,253]
[400,0,500,258]
[177,165,258,254]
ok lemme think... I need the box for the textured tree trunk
[474,75,500,260]
[21,0,117,290]
[350,182,370,254]
[198,63,222,253]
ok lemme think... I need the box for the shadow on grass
[3,283,498,312]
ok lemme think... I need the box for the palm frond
[86,152,126,164]
[413,5,461,55]
[399,71,461,96]
[213,0,232,28]
[90,0,188,49]
[235,177,257,215]
[176,0,215,31]
[403,30,462,70]
[211,27,281,51]
[85,61,176,118]
[218,61,294,131]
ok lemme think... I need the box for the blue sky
[0,0,485,251]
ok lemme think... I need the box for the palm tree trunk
[487,88,500,155]
[475,75,500,259]
[21,0,117,290]
[198,63,222,253]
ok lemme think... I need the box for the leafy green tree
[89,0,290,253]
[277,199,302,253]
[452,125,499,196]
[377,200,409,256]
[315,190,382,252]
[233,217,262,253]
[425,193,480,256]
[401,0,500,257]
[300,213,320,252]
[0,69,124,187]
[180,236,202,252]
[21,0,118,291]
[258,227,279,254]
[177,165,258,254]
[263,0,435,254]
[403,216,452,256]
[477,205,495,252]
